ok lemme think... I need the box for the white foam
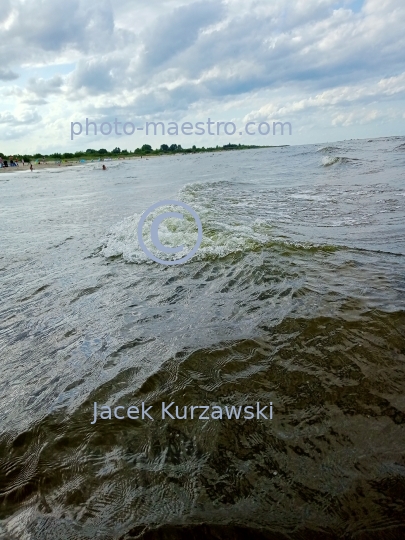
[100,188,273,264]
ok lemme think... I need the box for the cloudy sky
[0,0,404,153]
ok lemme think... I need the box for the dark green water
[0,138,404,539]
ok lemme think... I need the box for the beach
[1,138,404,539]
[0,156,161,174]
[0,162,82,173]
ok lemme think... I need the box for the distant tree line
[0,143,275,162]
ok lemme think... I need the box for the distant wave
[317,146,341,153]
[321,156,360,167]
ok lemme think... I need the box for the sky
[0,0,404,153]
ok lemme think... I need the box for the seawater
[0,137,405,539]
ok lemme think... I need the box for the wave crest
[321,156,360,167]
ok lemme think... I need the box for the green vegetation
[0,143,286,163]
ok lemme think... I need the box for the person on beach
[30,164,33,172]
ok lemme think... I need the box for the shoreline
[0,155,161,174]
[0,146,283,175]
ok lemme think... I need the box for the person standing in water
[102,164,107,170]
[30,164,33,172]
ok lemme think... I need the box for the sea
[0,137,404,539]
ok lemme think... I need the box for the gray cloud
[27,75,63,97]
[0,68,19,81]
[0,0,134,66]
[139,1,224,69]
[67,55,130,96]
[0,110,41,125]
[22,98,48,105]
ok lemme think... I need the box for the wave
[99,181,344,263]
[321,156,360,167]
[99,208,319,264]
[317,145,341,153]
[99,176,405,263]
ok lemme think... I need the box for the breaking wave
[321,156,360,166]
[100,176,405,263]
[99,181,345,263]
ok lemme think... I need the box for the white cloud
[331,108,382,126]
[244,72,405,121]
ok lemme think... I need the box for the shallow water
[0,138,405,539]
